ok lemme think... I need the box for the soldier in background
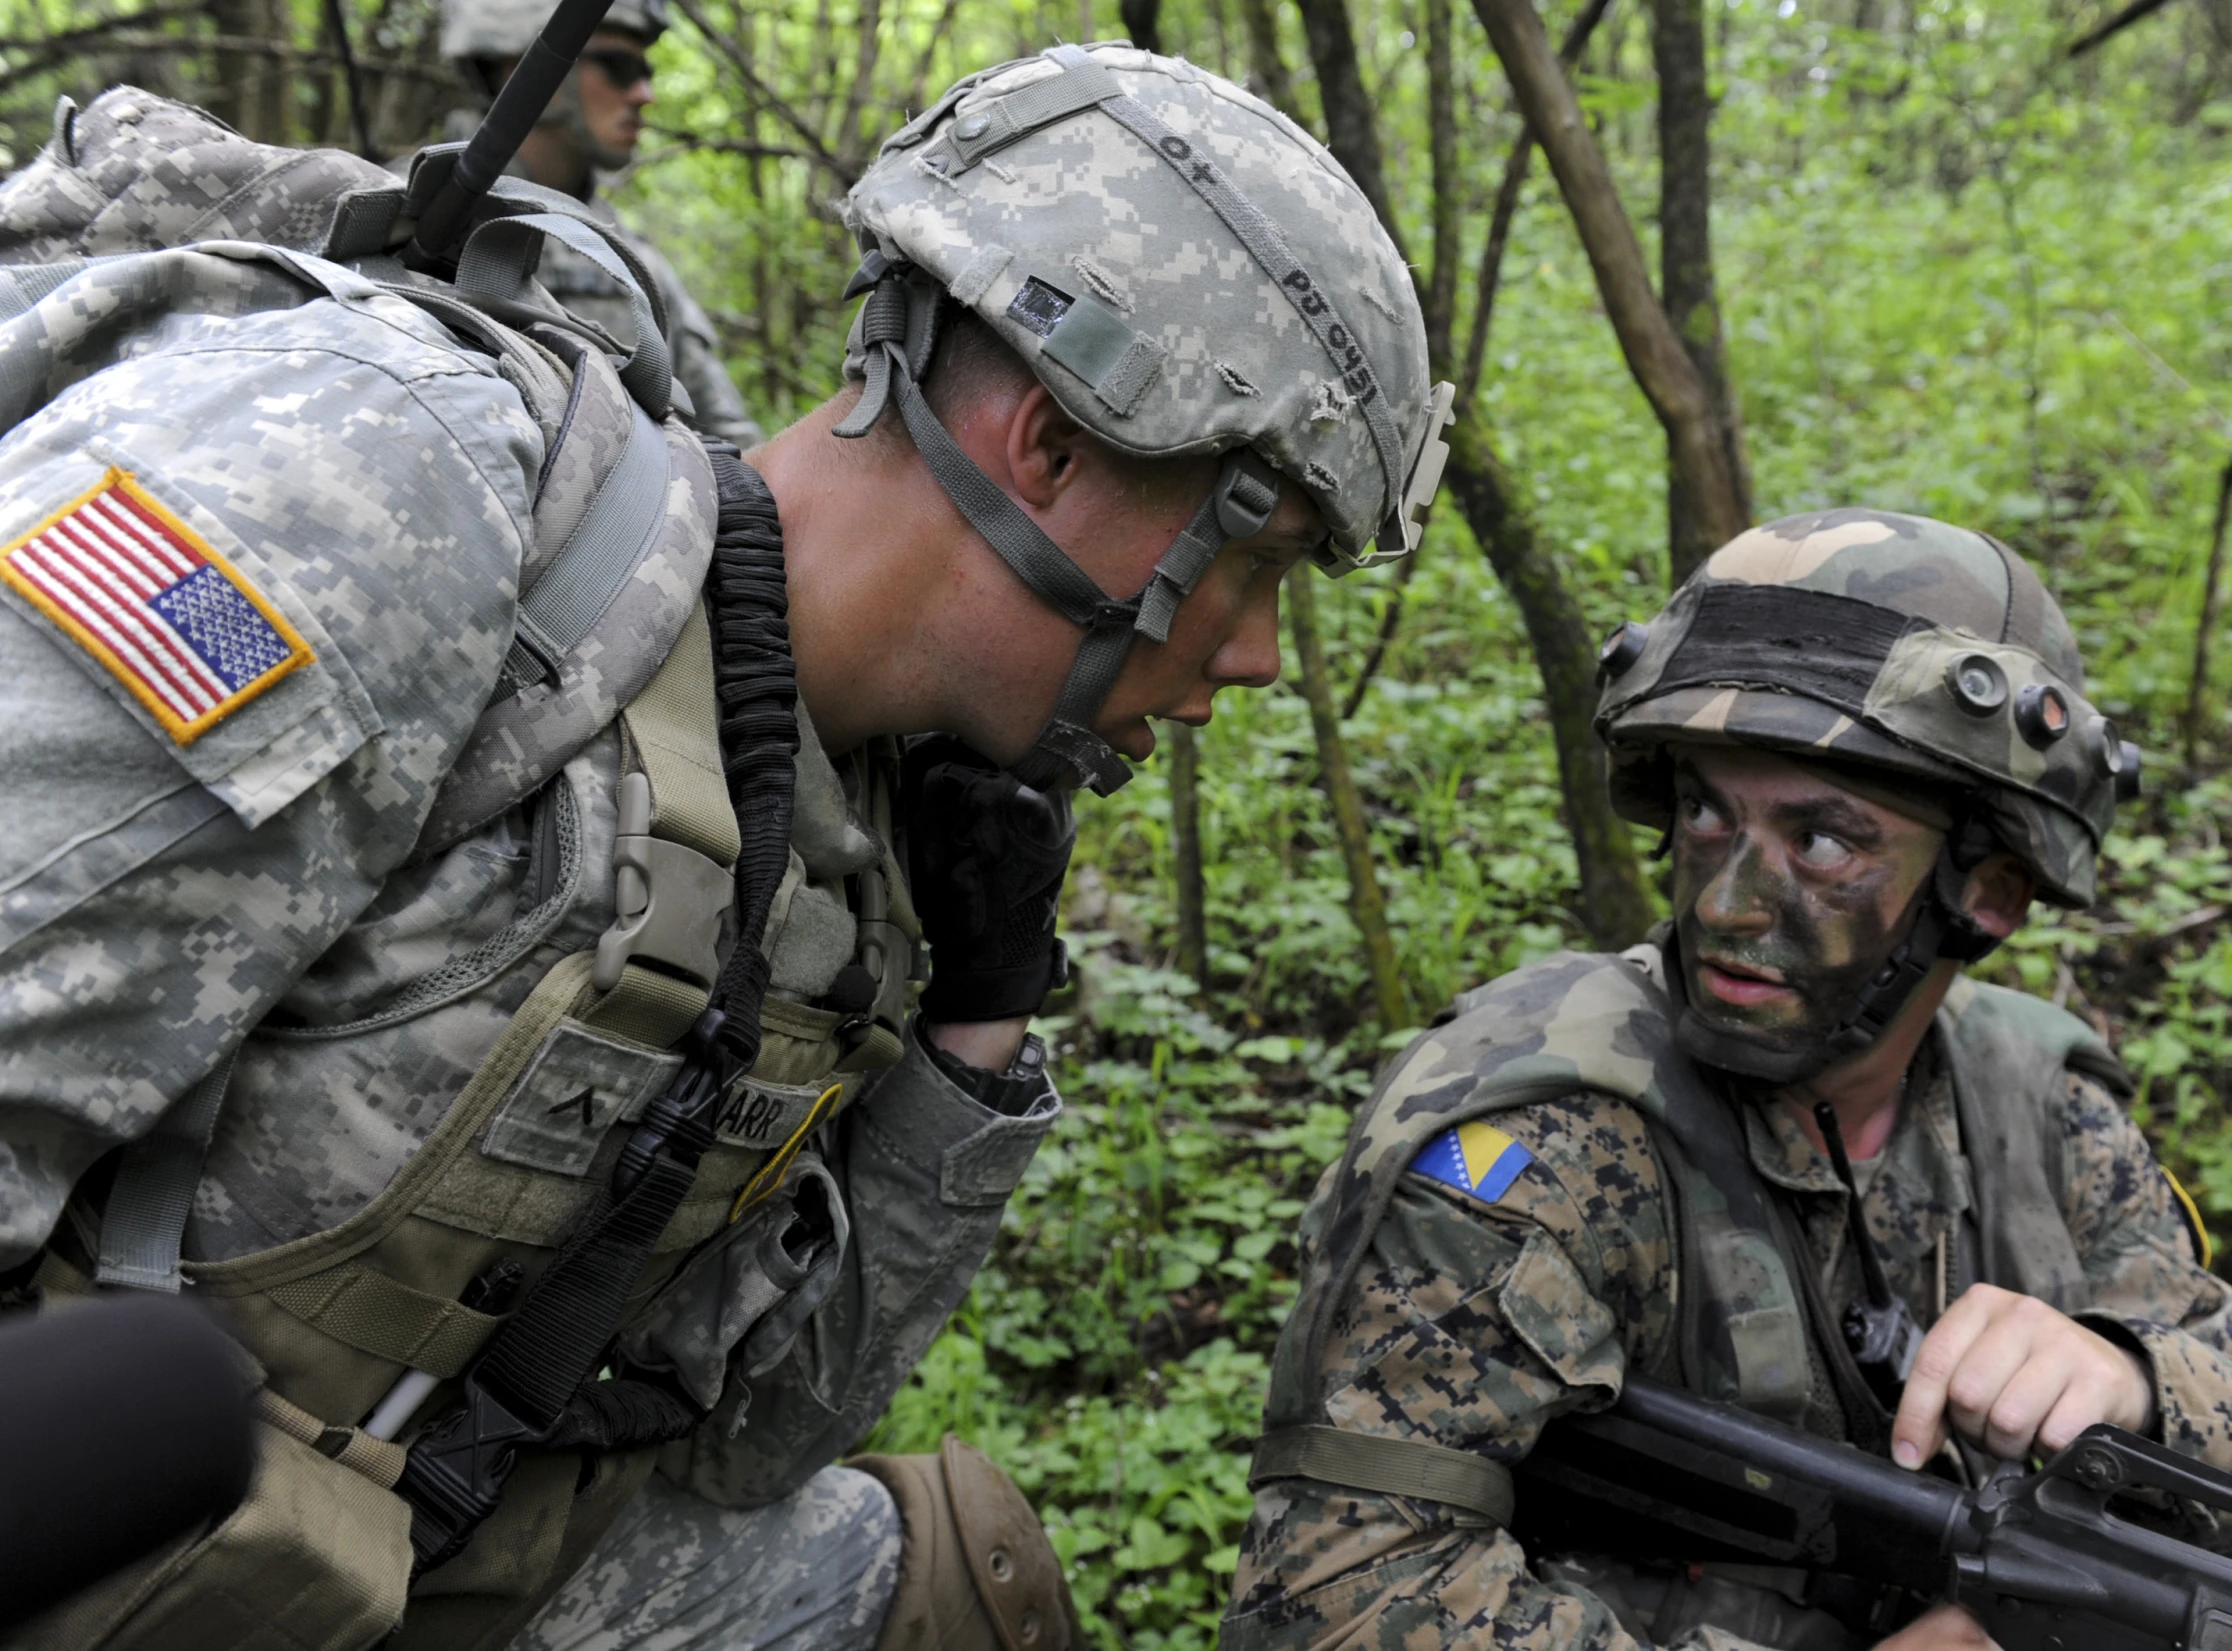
[1228,511,2227,1651]
[439,0,765,449]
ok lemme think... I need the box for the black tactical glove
[901,736,1075,1023]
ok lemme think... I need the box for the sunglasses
[582,49,654,88]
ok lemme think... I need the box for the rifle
[1518,1372,2232,1651]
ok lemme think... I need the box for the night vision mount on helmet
[837,43,1455,796]
[1595,508,2139,1083]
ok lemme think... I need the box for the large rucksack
[0,90,835,1651]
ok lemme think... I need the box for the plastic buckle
[591,772,736,993]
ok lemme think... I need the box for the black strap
[395,449,799,1575]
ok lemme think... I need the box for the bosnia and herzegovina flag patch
[0,468,313,744]
[1410,1119,1535,1206]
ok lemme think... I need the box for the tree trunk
[1470,0,1747,553]
[1443,399,1658,947]
[1167,722,1209,989]
[1305,0,1650,950]
[1423,0,1461,366]
[1120,0,1163,54]
[1287,565,1412,1031]
[1292,0,1407,255]
[1236,0,1299,116]
[208,0,291,143]
[1652,0,1751,582]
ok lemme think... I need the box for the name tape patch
[1410,1119,1535,1206]
[1,467,313,744]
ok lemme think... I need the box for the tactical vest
[1256,946,2132,1602]
[0,93,914,1651]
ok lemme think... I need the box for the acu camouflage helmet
[838,44,1454,795]
[440,0,668,60]
[1595,508,2138,908]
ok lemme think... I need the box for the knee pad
[847,1436,1079,1651]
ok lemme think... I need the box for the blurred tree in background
[6,0,2232,1641]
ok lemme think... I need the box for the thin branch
[1120,0,1163,53]
[5,29,451,79]
[1293,0,1407,259]
[1461,0,1614,406]
[1423,0,1460,369]
[322,0,376,160]
[2068,0,2186,57]
[0,1,208,66]
[1340,547,1420,720]
[1472,0,1746,550]
[1287,564,1412,1032]
[640,130,822,165]
[1167,720,1208,990]
[668,0,861,187]
[834,0,884,171]
[902,0,964,114]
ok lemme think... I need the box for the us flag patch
[0,468,313,744]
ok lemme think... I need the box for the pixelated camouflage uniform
[1226,513,2217,1651]
[0,92,1051,1648]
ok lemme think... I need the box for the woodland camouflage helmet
[839,43,1455,795]
[1595,509,2138,1083]
[1595,508,2136,911]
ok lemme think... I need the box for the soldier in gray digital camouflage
[0,36,1449,1651]
[438,0,766,450]
[1227,510,2227,1651]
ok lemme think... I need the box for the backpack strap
[93,1051,238,1292]
[94,604,740,1296]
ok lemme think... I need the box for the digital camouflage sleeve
[1223,1055,2232,1651]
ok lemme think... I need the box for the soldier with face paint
[1226,511,2225,1651]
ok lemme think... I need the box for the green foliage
[4,0,2231,1640]
[831,7,2232,1645]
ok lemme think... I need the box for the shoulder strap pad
[1939,979,2121,1309]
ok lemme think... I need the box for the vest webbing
[90,600,736,1297]
[1254,949,2128,1518]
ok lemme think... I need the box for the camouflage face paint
[1670,749,1943,1066]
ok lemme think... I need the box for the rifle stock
[1518,1373,2232,1651]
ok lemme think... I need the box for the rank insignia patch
[0,467,313,743]
[1410,1119,1534,1206]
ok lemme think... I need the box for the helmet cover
[441,0,667,63]
[843,44,1447,567]
[1596,508,2131,908]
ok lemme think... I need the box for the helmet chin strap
[1670,816,2004,1087]
[834,258,1279,795]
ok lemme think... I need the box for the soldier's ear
[1958,851,2035,940]
[1004,381,1090,507]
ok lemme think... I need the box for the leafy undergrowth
[846,10,2232,1639]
